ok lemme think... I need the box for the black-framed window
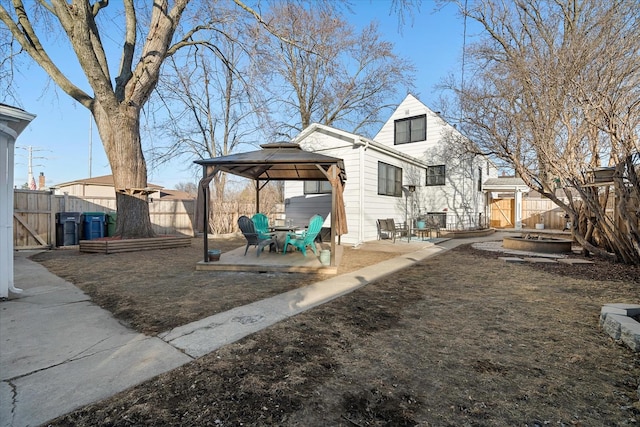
[304,180,332,194]
[477,166,482,191]
[394,114,426,144]
[426,212,447,229]
[378,162,403,196]
[426,165,446,186]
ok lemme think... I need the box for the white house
[284,94,499,246]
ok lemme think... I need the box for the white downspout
[354,138,369,247]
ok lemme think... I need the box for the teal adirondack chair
[282,215,324,256]
[251,213,270,238]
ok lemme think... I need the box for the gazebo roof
[194,142,346,182]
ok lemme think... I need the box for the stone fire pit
[503,235,573,254]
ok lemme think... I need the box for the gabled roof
[157,189,196,200]
[194,142,346,182]
[483,177,530,192]
[0,104,36,136]
[55,174,163,190]
[295,123,430,169]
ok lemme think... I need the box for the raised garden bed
[79,236,192,254]
[440,228,495,239]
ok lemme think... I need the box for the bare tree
[143,4,274,234]
[1,1,212,237]
[0,0,278,238]
[146,13,260,202]
[249,2,416,139]
[1,0,420,238]
[174,181,198,196]
[446,0,640,263]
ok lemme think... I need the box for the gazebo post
[202,166,209,262]
[200,165,219,262]
[330,168,337,266]
[255,179,260,214]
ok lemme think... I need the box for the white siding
[284,181,331,227]
[286,128,361,243]
[359,148,412,243]
[286,125,429,245]
[375,94,500,230]
[54,184,116,197]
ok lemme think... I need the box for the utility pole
[27,145,35,190]
[88,113,93,178]
[17,145,47,190]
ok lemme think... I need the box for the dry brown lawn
[32,237,640,426]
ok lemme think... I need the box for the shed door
[490,199,514,228]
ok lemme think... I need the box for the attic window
[394,114,426,144]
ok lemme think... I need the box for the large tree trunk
[94,103,155,239]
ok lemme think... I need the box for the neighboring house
[285,94,499,246]
[52,175,194,200]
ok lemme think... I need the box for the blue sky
[11,1,471,190]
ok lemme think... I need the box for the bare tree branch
[446,0,640,263]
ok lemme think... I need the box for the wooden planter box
[79,236,191,254]
[588,167,616,184]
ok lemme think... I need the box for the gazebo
[194,142,347,267]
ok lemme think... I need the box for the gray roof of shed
[484,177,528,187]
[483,177,530,192]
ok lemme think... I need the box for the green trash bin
[106,212,117,236]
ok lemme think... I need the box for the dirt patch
[35,239,640,426]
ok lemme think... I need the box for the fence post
[49,190,58,246]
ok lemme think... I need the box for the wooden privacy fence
[13,190,196,249]
[520,198,568,229]
[491,195,617,229]
[13,191,286,249]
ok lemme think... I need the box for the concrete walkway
[0,233,501,427]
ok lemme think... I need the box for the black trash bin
[55,212,81,246]
[82,212,106,240]
[106,212,117,237]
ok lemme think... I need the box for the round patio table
[270,226,302,252]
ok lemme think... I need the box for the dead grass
[34,238,640,426]
[31,237,400,335]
